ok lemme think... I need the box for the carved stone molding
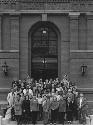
[0,0,93,11]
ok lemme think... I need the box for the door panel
[31,24,58,80]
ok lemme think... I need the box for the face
[11,88,14,93]
[53,96,57,101]
[80,93,84,98]
[17,95,20,100]
[45,79,48,83]
[68,89,71,93]
[52,89,55,93]
[21,82,24,87]
[26,95,29,100]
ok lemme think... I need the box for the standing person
[30,95,39,125]
[14,93,22,125]
[50,96,59,125]
[37,94,43,120]
[7,88,15,120]
[66,96,73,124]
[7,88,15,108]
[58,95,66,125]
[42,95,50,125]
[72,91,79,121]
[22,95,30,124]
[77,93,88,125]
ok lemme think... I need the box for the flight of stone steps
[0,116,92,125]
[1,119,87,125]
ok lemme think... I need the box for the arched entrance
[29,22,60,80]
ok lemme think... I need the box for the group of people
[5,75,88,125]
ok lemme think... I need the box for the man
[50,96,59,125]
[30,95,39,125]
[66,96,73,124]
[42,95,50,125]
[14,93,22,125]
[77,93,88,125]
[22,95,30,124]
[58,95,66,125]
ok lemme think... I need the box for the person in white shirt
[7,88,15,120]
[7,88,15,107]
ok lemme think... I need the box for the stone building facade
[0,1,93,102]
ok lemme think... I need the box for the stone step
[2,121,84,125]
[7,124,83,125]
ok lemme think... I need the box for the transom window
[32,26,58,57]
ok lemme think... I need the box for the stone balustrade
[0,0,93,11]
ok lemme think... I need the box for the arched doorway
[30,22,59,80]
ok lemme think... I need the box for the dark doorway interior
[31,23,58,80]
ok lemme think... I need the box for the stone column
[10,14,20,79]
[60,40,70,79]
[78,14,87,50]
[60,15,70,79]
[10,14,20,50]
[69,12,80,50]
[86,12,93,50]
[0,14,2,50]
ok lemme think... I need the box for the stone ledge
[0,52,19,59]
[0,88,10,93]
[77,88,93,94]
[70,50,93,59]
[0,50,19,53]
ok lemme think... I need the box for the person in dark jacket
[42,95,51,125]
[30,95,39,125]
[22,95,30,124]
[66,97,73,124]
[58,95,66,124]
[50,96,59,124]
[14,93,22,125]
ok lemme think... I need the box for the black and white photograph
[0,0,92,125]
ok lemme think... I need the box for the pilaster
[69,12,80,50]
[86,12,93,50]
[0,14,2,50]
[10,14,20,50]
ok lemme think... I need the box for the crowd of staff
[5,75,88,125]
